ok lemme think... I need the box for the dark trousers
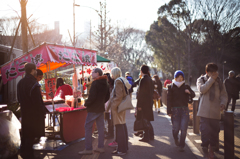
[143,121,154,140]
[171,107,189,148]
[20,135,35,159]
[115,124,128,153]
[226,94,237,111]
[200,117,220,148]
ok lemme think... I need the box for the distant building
[0,21,62,52]
[0,44,23,103]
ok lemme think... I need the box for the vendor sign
[0,43,97,84]
[45,78,56,99]
[76,61,117,78]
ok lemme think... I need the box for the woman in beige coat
[106,67,131,156]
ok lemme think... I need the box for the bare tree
[0,16,63,51]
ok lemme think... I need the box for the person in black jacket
[167,70,195,152]
[17,63,45,159]
[224,70,240,112]
[136,65,154,142]
[103,73,114,139]
[79,68,110,155]
[152,75,162,114]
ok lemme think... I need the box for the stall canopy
[97,55,110,62]
[0,43,97,84]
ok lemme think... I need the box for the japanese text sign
[45,78,56,100]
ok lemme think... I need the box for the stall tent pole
[82,65,84,96]
[73,64,79,107]
[50,63,55,111]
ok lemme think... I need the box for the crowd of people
[17,62,240,158]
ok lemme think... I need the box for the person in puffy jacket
[78,68,110,155]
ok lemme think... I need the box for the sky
[0,0,169,41]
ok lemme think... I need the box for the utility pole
[177,8,180,70]
[20,0,28,54]
[99,2,103,52]
[90,20,91,49]
[104,0,106,52]
[73,0,79,47]
[73,0,75,47]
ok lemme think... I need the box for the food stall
[0,42,99,143]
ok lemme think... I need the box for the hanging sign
[45,78,56,99]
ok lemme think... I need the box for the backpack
[126,76,134,85]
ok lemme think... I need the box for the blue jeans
[85,112,104,150]
[171,107,189,148]
[200,117,220,148]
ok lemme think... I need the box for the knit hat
[141,65,149,74]
[174,70,184,79]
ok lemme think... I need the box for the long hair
[104,73,114,87]
[56,78,64,89]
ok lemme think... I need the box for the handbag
[117,78,134,113]
[134,111,150,131]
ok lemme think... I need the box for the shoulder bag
[134,111,150,131]
[117,78,134,113]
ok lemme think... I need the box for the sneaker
[179,147,184,152]
[108,141,118,147]
[94,147,105,153]
[158,111,160,114]
[174,139,179,146]
[134,131,143,137]
[112,150,126,156]
[78,149,93,155]
[139,138,149,142]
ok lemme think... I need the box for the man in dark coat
[136,65,154,142]
[17,63,45,159]
[224,70,240,112]
[79,68,110,155]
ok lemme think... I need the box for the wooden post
[224,111,234,159]
[20,0,28,54]
[193,99,200,134]
[82,65,84,96]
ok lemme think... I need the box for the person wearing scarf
[197,63,228,158]
[167,70,195,152]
